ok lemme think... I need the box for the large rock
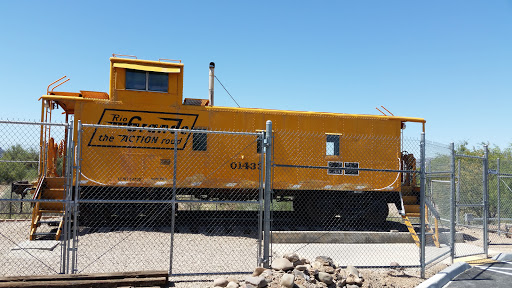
[317,272,333,285]
[245,276,268,287]
[213,277,229,287]
[226,282,239,288]
[324,266,335,274]
[280,273,295,288]
[293,270,309,281]
[282,252,300,263]
[311,261,324,271]
[315,256,334,267]
[252,267,266,276]
[345,265,363,285]
[337,278,346,287]
[346,265,360,277]
[261,269,273,279]
[272,258,294,271]
[346,274,363,285]
[295,264,309,271]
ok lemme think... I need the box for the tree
[0,145,38,184]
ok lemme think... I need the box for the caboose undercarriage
[74,186,407,226]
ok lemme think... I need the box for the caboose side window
[126,69,168,92]
[326,134,340,156]
[193,131,207,151]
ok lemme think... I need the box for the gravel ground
[2,220,511,287]
[0,220,260,276]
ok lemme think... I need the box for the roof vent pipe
[209,62,215,106]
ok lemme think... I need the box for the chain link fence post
[66,119,75,274]
[263,120,272,268]
[449,142,456,264]
[60,119,74,274]
[483,145,489,257]
[497,158,501,236]
[71,120,82,274]
[420,132,426,278]
[456,159,461,225]
[169,131,178,275]
[257,132,265,267]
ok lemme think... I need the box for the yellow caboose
[30,55,425,239]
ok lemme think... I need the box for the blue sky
[0,1,511,148]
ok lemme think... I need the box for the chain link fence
[2,118,512,280]
[270,130,426,268]
[0,121,69,276]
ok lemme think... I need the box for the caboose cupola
[109,56,184,107]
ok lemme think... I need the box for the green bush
[0,145,38,184]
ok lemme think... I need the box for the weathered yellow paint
[113,62,181,73]
[43,57,425,194]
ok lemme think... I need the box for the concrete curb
[492,253,512,262]
[416,262,471,288]
[272,231,464,244]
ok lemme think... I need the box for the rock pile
[210,253,364,288]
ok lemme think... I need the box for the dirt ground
[3,220,512,287]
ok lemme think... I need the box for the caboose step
[404,205,420,214]
[40,188,66,200]
[30,177,66,241]
[32,232,56,237]
[402,196,418,205]
[401,205,440,248]
[37,210,65,214]
[37,220,60,226]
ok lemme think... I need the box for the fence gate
[424,141,454,267]
[486,158,512,246]
[454,150,488,258]
[72,123,265,276]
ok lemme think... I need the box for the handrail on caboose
[50,78,70,93]
[112,54,137,59]
[159,58,182,63]
[47,76,68,95]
